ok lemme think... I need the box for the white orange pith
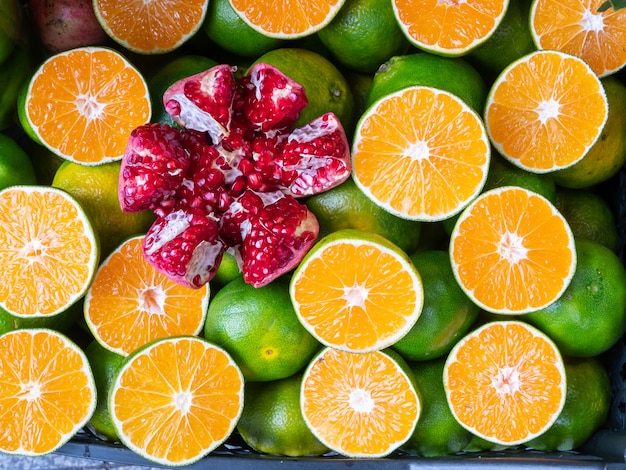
[0,186,98,317]
[530,0,626,78]
[485,50,608,173]
[300,347,420,457]
[352,86,490,221]
[450,186,576,314]
[444,321,567,445]
[84,235,210,356]
[24,47,151,165]
[110,336,244,466]
[290,229,423,353]
[392,0,510,55]
[0,329,96,455]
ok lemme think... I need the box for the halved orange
[110,335,244,466]
[392,0,510,56]
[290,229,423,353]
[530,0,626,78]
[94,0,209,54]
[84,235,209,356]
[0,186,99,318]
[352,85,490,221]
[0,328,96,455]
[444,320,567,445]
[449,186,576,314]
[229,0,346,38]
[485,50,608,174]
[300,347,420,457]
[22,47,151,165]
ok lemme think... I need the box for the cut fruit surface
[94,0,209,54]
[110,336,244,466]
[0,186,99,317]
[352,85,490,221]
[444,321,567,446]
[84,235,209,356]
[530,0,626,78]
[392,0,510,56]
[22,47,151,165]
[300,347,420,457]
[229,0,346,38]
[449,186,576,314]
[290,229,423,353]
[0,329,96,455]
[484,50,608,174]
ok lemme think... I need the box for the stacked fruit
[1,0,626,466]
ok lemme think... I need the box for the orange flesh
[112,337,243,464]
[486,50,607,172]
[451,187,575,314]
[26,48,150,164]
[531,0,626,77]
[0,187,97,316]
[94,0,207,52]
[85,237,209,356]
[444,321,566,445]
[353,87,489,221]
[0,330,95,455]
[230,0,344,37]
[301,348,420,457]
[392,0,508,53]
[292,240,422,352]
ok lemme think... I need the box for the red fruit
[119,63,351,288]
[28,0,108,53]
[221,190,319,288]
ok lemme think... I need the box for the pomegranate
[119,63,351,288]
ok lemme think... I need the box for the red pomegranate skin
[28,0,108,53]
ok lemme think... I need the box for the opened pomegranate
[119,63,351,288]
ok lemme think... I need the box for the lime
[304,177,422,254]
[204,276,320,382]
[52,160,155,257]
[0,132,36,189]
[202,0,285,58]
[316,0,410,73]
[466,0,536,83]
[553,76,626,188]
[211,249,242,290]
[392,250,480,361]
[525,238,626,357]
[365,52,488,112]
[0,0,20,65]
[401,357,473,456]
[0,44,33,131]
[526,356,611,451]
[250,48,356,132]
[84,340,124,441]
[237,373,330,456]
[555,188,619,252]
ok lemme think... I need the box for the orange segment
[485,50,608,173]
[300,347,420,457]
[24,47,151,165]
[110,336,244,466]
[0,186,99,317]
[392,0,509,55]
[0,329,96,455]
[450,186,576,314]
[290,229,423,353]
[531,0,626,78]
[229,0,346,38]
[444,321,566,445]
[84,235,209,356]
[94,0,209,54]
[352,86,490,221]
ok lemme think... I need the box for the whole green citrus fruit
[204,276,320,382]
[0,132,36,190]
